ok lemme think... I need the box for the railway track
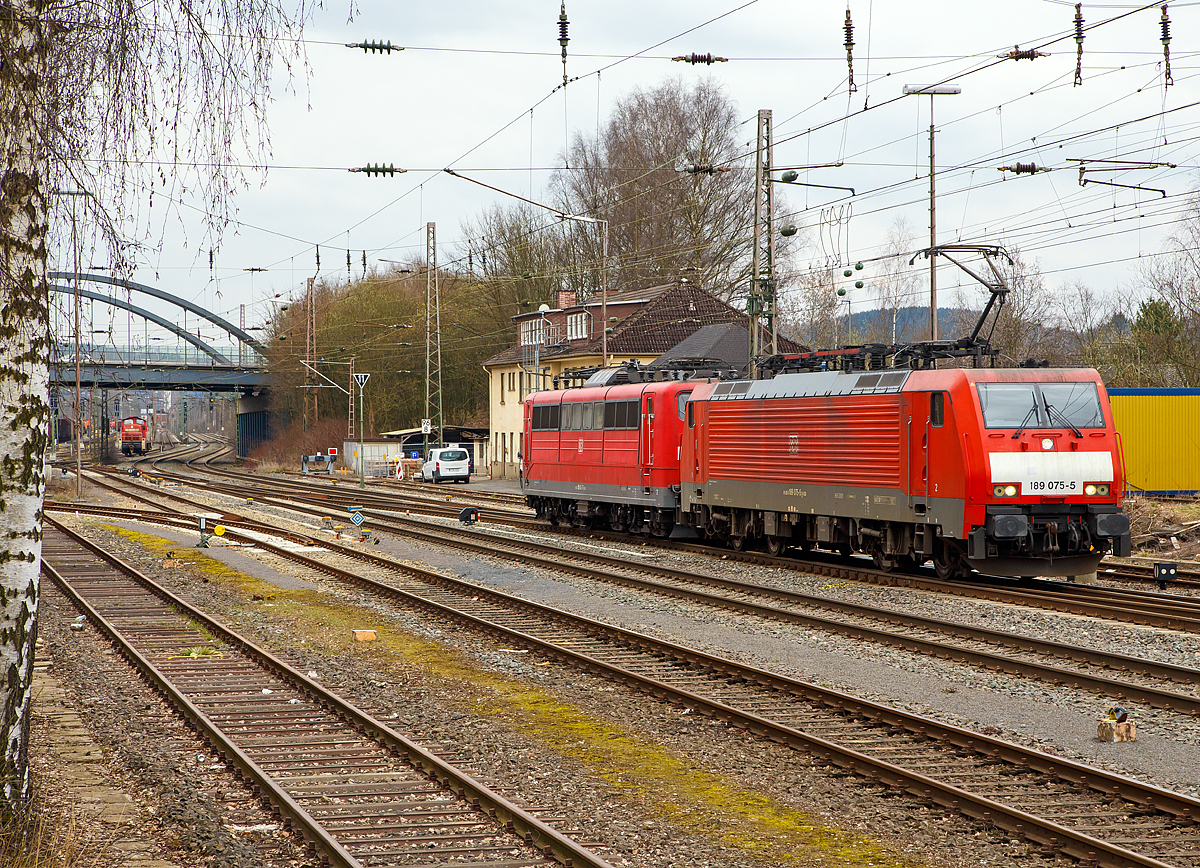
[49,497,1200,723]
[40,517,613,868]
[65,462,1200,643]
[44,504,1200,868]
[126,448,1200,620]
[61,458,1200,713]
[95,438,1200,594]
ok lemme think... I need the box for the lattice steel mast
[749,109,778,376]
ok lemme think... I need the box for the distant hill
[837,305,979,346]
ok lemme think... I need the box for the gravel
[35,471,1200,868]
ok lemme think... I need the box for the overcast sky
[55,0,1200,350]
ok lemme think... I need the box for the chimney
[555,289,577,310]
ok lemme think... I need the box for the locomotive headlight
[1084,484,1097,496]
[993,484,1019,497]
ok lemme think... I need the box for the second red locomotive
[522,365,1130,579]
[120,416,149,456]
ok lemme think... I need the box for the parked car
[421,447,471,484]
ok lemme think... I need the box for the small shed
[342,438,412,480]
[1108,389,1200,495]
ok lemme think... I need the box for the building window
[567,312,587,340]
[520,319,546,346]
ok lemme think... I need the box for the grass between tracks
[103,522,924,868]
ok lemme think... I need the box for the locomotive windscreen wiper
[1011,402,1039,439]
[1043,396,1082,438]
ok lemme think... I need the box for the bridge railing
[52,342,267,368]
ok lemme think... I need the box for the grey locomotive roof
[707,369,911,401]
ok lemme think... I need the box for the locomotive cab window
[931,392,945,428]
[976,382,1104,429]
[1039,382,1105,428]
[677,391,692,421]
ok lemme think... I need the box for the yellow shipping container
[1108,390,1200,494]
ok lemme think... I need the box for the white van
[421,447,471,484]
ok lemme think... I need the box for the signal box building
[481,279,804,479]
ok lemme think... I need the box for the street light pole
[903,84,961,342]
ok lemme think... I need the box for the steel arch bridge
[49,271,271,392]
[50,272,276,456]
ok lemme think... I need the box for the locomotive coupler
[1045,521,1060,554]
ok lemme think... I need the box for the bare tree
[868,217,922,345]
[1135,200,1200,385]
[1,0,323,818]
[1053,280,1138,382]
[458,204,569,328]
[550,77,796,302]
[779,266,840,349]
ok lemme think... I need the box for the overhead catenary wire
[103,0,1198,332]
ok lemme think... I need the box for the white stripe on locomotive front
[988,451,1114,486]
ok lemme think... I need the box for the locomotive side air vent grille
[852,371,908,392]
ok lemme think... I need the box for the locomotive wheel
[765,535,785,556]
[932,543,965,579]
[730,534,747,552]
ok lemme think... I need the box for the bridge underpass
[50,272,277,457]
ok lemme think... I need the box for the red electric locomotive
[120,416,149,456]
[523,378,694,537]
[522,248,1130,579]
[678,365,1129,578]
[521,363,1129,579]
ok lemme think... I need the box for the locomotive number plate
[1026,480,1077,492]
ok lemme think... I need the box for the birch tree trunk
[0,0,51,816]
[0,0,319,819]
